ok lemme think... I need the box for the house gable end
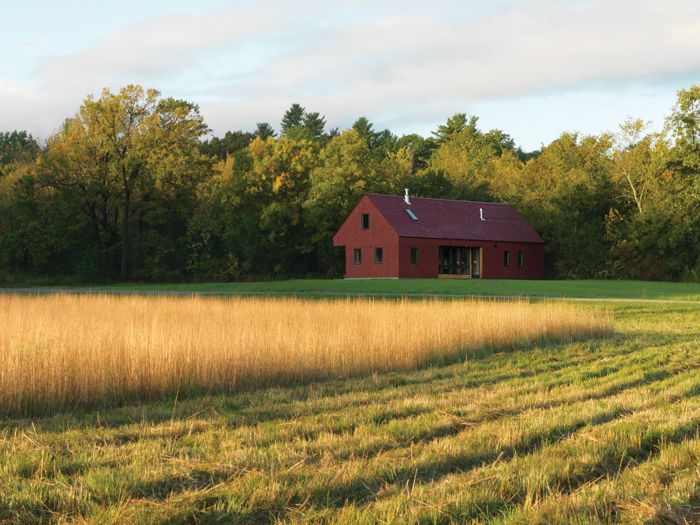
[332,195,399,246]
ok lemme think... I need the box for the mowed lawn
[78,278,700,301]
[1,287,699,523]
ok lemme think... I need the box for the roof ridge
[366,193,513,207]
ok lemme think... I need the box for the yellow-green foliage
[0,294,608,416]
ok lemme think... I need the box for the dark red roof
[367,193,544,244]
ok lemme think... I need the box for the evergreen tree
[201,131,254,160]
[255,122,276,140]
[433,113,477,143]
[281,103,305,135]
[352,117,375,142]
[302,112,326,141]
[0,131,40,176]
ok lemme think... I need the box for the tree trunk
[121,190,130,280]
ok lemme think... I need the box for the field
[0,294,604,417]
[75,278,700,301]
[0,282,699,523]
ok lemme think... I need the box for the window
[361,213,370,229]
[518,251,525,268]
[410,247,419,264]
[375,247,383,264]
[504,251,510,267]
[405,209,418,221]
[354,248,362,264]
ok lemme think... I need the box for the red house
[333,191,545,279]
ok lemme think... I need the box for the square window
[361,213,370,229]
[375,247,383,264]
[354,248,362,264]
[504,251,510,267]
[410,247,419,264]
[518,251,525,268]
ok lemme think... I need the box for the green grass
[1,300,699,524]
[73,278,700,301]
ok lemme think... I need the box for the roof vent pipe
[404,188,411,205]
[480,208,485,221]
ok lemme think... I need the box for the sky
[2,0,700,151]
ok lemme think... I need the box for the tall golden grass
[0,293,611,416]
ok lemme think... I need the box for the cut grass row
[0,302,698,523]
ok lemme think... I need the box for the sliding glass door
[439,246,480,277]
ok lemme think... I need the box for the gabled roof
[366,193,544,244]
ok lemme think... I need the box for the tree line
[1,84,700,283]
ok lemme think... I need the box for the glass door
[440,246,475,276]
[439,246,452,274]
[456,247,469,275]
[471,247,481,278]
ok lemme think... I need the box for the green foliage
[4,84,700,282]
[351,117,399,156]
[281,103,306,134]
[0,131,40,172]
[200,130,253,160]
[428,116,512,201]
[395,133,437,172]
[351,116,375,141]
[667,85,700,172]
[494,133,615,277]
[254,122,276,139]
[432,112,472,142]
[0,166,74,275]
[186,155,249,280]
[280,104,331,143]
[36,85,210,280]
[304,130,385,272]
[188,135,320,278]
[301,111,326,141]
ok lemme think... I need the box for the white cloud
[2,0,700,147]
[38,4,282,80]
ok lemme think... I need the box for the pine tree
[255,122,276,139]
[352,117,375,142]
[302,112,326,141]
[433,113,477,143]
[281,104,305,134]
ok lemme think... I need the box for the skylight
[405,209,418,221]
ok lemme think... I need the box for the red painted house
[333,191,545,279]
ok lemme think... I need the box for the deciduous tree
[41,85,209,279]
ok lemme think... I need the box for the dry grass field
[3,292,700,523]
[0,294,609,417]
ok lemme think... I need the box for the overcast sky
[2,0,700,150]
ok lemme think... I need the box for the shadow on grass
[130,398,647,505]
[148,406,637,523]
[4,329,698,438]
[425,416,700,525]
[303,407,632,508]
